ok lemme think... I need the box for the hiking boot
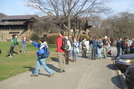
[48,73,54,77]
[31,74,38,77]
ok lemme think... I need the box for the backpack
[41,45,50,58]
[121,41,127,48]
[60,38,69,51]
[81,41,86,49]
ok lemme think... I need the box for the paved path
[0,47,123,89]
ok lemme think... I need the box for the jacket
[13,38,18,45]
[56,36,65,52]
[32,41,46,59]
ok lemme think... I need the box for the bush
[46,34,59,44]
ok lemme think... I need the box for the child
[72,37,79,62]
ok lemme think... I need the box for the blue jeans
[34,58,53,75]
[92,46,97,59]
[97,47,102,58]
[117,47,120,56]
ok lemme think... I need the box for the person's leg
[92,47,95,59]
[22,44,24,53]
[66,51,69,64]
[103,46,106,58]
[64,51,67,63]
[100,48,102,58]
[74,52,77,62]
[57,52,65,72]
[15,45,19,53]
[40,58,53,74]
[97,47,100,58]
[24,44,27,53]
[33,59,40,75]
[94,47,97,59]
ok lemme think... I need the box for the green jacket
[13,38,19,45]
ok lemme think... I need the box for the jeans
[34,58,53,75]
[82,48,87,57]
[117,47,120,56]
[22,44,27,52]
[92,46,97,59]
[72,52,77,60]
[97,47,102,58]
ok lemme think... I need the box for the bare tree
[102,11,134,39]
[24,0,110,37]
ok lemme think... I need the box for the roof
[0,21,25,25]
[0,15,40,20]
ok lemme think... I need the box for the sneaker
[31,74,38,77]
[48,73,54,77]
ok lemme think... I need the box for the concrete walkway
[0,49,123,89]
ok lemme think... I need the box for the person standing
[91,37,98,60]
[30,38,54,77]
[21,37,27,53]
[64,36,71,65]
[130,38,134,53]
[97,37,103,59]
[81,38,88,57]
[116,37,121,57]
[56,31,65,73]
[13,35,19,54]
[72,37,79,62]
[102,36,108,58]
[121,38,127,55]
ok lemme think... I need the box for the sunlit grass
[0,41,56,81]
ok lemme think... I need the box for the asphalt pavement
[0,47,124,89]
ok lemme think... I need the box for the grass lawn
[0,41,57,81]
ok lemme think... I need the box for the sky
[0,0,134,16]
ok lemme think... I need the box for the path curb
[112,56,129,89]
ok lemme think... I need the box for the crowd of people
[9,31,134,78]
[116,37,134,57]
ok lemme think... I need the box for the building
[0,15,40,41]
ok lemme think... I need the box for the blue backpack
[42,45,50,58]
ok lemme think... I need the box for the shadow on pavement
[51,57,58,62]
[47,64,59,72]
[111,76,124,89]
[107,64,117,70]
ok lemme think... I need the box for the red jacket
[56,36,64,52]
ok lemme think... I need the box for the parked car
[125,65,134,89]
[115,54,134,72]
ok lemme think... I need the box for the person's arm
[29,40,40,49]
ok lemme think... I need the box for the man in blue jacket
[91,37,98,60]
[30,38,53,77]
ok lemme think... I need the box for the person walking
[13,35,19,54]
[30,38,54,77]
[91,37,98,60]
[56,31,65,73]
[21,37,27,53]
[72,37,79,62]
[64,36,71,65]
